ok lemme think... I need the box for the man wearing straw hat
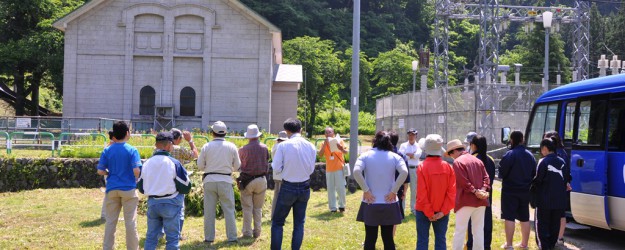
[238,124,270,238]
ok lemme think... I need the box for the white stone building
[53,0,301,133]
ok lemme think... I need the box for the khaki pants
[103,189,139,250]
[241,177,267,237]
[203,181,238,242]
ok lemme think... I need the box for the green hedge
[0,157,101,192]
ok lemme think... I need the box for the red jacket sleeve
[417,165,435,218]
[442,163,456,215]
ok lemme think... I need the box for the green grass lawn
[0,180,536,249]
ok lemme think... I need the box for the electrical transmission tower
[433,0,590,85]
[432,0,590,142]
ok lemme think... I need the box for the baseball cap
[407,128,418,135]
[156,131,174,142]
[211,121,227,135]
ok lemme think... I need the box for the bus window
[608,99,625,151]
[576,100,607,147]
[527,103,558,147]
[564,102,575,142]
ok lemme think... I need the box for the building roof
[536,74,625,103]
[273,64,303,83]
[52,0,280,33]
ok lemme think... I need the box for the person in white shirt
[270,118,316,250]
[197,121,241,244]
[399,128,423,215]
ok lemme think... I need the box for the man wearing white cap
[238,124,270,238]
[197,121,240,244]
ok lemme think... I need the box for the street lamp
[542,11,553,92]
[412,60,418,92]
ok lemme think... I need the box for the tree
[370,41,418,99]
[0,0,85,115]
[283,36,343,137]
[500,24,571,84]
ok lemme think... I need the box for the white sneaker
[557,238,565,246]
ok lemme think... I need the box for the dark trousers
[364,224,395,250]
[271,180,310,250]
[535,207,563,250]
[468,194,493,250]
[416,211,448,250]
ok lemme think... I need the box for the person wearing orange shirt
[415,134,456,250]
[318,127,347,213]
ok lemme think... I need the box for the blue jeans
[145,195,183,250]
[271,180,311,250]
[416,210,449,250]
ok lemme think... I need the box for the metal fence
[0,116,119,134]
[376,83,550,150]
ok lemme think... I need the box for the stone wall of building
[61,0,275,131]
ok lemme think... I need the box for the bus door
[606,97,625,231]
[568,98,610,229]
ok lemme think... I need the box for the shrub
[314,107,376,135]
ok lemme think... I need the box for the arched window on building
[139,86,155,115]
[180,87,195,116]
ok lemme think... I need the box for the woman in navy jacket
[532,138,567,250]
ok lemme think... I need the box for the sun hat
[419,134,445,156]
[276,131,288,141]
[446,139,465,154]
[244,124,262,138]
[211,121,227,135]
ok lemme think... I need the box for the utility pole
[349,0,360,172]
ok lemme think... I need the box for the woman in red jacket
[415,134,456,250]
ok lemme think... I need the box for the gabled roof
[52,0,280,33]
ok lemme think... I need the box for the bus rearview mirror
[501,127,511,144]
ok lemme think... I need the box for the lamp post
[412,61,418,92]
[542,11,553,92]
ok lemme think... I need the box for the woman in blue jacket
[543,131,571,245]
[532,138,567,250]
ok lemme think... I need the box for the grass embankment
[0,180,536,249]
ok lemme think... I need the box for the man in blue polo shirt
[97,121,142,250]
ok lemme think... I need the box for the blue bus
[524,74,625,230]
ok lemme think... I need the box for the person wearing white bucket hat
[238,124,269,238]
[415,134,456,250]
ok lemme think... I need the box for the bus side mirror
[501,127,511,144]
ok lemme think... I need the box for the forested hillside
[1,0,624,135]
